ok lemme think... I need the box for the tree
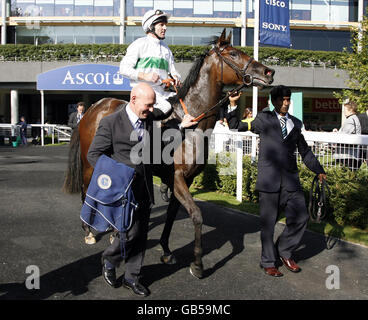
[334,13,368,113]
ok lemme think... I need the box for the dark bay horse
[63,29,275,278]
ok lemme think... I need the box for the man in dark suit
[87,83,196,296]
[68,101,85,129]
[18,116,27,146]
[357,107,368,135]
[228,85,326,277]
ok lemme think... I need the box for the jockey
[120,9,195,202]
[119,9,182,115]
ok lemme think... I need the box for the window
[94,26,119,43]
[75,0,94,16]
[55,0,74,16]
[154,0,173,15]
[232,0,241,18]
[311,0,330,20]
[126,25,228,45]
[193,0,213,16]
[330,0,349,21]
[214,0,233,18]
[36,0,55,16]
[94,0,114,16]
[173,0,193,17]
[291,0,311,20]
[13,1,37,17]
[113,0,120,16]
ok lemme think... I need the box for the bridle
[211,44,254,86]
[185,45,254,122]
[163,44,256,122]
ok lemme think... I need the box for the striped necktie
[134,119,144,141]
[280,116,287,139]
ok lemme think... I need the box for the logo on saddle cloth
[97,174,112,190]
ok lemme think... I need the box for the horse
[63,29,275,279]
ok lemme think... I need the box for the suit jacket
[87,104,166,205]
[357,112,368,134]
[68,111,83,129]
[229,110,325,192]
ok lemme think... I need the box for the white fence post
[236,135,243,202]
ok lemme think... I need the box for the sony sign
[37,64,131,91]
[259,0,291,47]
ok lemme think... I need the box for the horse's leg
[160,196,180,264]
[173,168,204,279]
[82,165,96,245]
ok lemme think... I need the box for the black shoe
[122,278,150,297]
[102,264,116,288]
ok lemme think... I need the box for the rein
[192,83,246,122]
[308,175,330,223]
[162,45,254,123]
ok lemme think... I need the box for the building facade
[1,0,367,49]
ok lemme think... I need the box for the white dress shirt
[275,111,294,138]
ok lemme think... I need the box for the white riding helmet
[142,9,170,33]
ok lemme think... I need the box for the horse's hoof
[160,254,177,265]
[189,262,203,279]
[109,234,115,244]
[84,232,96,245]
[161,191,170,202]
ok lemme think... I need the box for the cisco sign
[37,64,132,91]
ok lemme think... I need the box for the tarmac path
[0,145,367,302]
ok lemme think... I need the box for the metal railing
[0,123,72,145]
[209,129,368,202]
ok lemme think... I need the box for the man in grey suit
[68,101,85,129]
[87,83,196,296]
[229,85,327,277]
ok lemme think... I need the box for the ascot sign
[37,64,132,91]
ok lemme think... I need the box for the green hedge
[192,155,368,229]
[0,43,348,68]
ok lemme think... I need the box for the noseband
[212,45,254,86]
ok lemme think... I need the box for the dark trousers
[102,197,151,282]
[259,188,309,268]
[20,133,27,145]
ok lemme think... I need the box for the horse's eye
[229,51,238,57]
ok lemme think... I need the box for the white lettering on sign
[62,70,122,86]
[262,22,287,32]
[265,0,286,7]
[313,99,341,113]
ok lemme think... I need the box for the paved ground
[0,144,367,303]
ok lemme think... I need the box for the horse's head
[209,29,275,88]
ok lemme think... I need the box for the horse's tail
[62,128,83,194]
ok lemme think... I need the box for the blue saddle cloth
[80,154,137,233]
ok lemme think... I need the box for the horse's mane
[168,35,231,106]
[167,53,206,105]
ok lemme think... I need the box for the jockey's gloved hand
[179,114,197,129]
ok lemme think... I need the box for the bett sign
[312,98,341,113]
[37,64,131,91]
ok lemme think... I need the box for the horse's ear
[226,31,232,43]
[217,29,226,45]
